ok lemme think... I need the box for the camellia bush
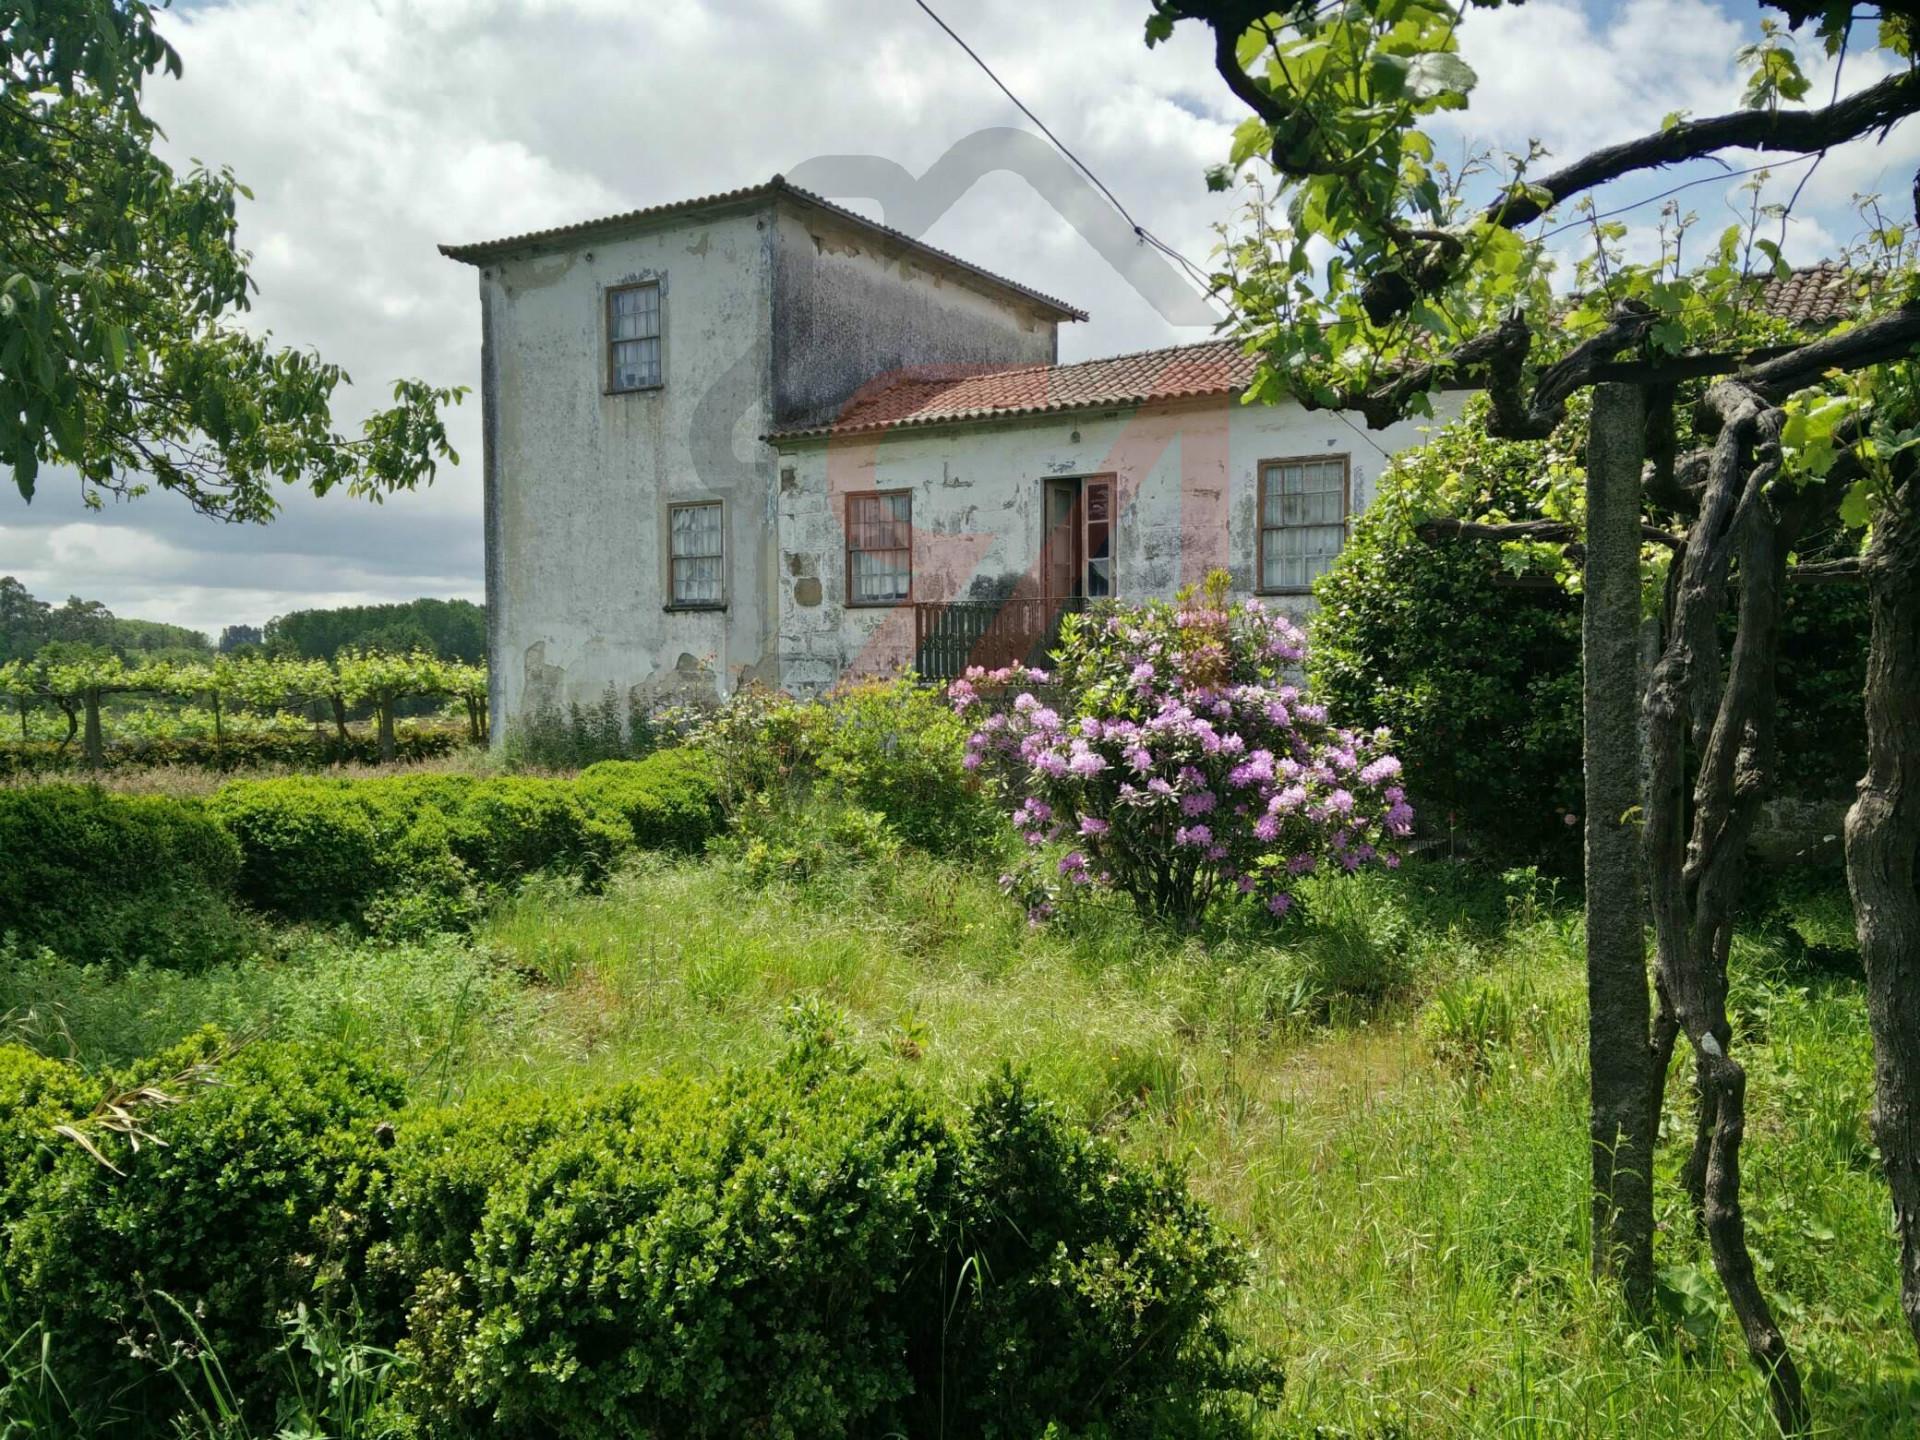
[953,576,1412,926]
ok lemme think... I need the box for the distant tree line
[0,579,485,666]
[0,576,211,664]
[261,598,485,663]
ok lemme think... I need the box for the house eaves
[437,174,1088,324]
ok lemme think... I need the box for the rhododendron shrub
[951,581,1411,925]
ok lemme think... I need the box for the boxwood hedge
[0,748,725,962]
[576,747,722,851]
[0,1034,1273,1438]
[0,785,255,969]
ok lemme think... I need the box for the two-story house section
[443,177,1465,734]
[440,176,1084,735]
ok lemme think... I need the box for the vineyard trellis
[0,650,488,765]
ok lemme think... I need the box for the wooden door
[1043,478,1082,599]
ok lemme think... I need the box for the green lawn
[4,848,1912,1437]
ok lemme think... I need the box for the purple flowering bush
[951,577,1413,927]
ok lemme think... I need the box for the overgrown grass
[0,934,533,1102]
[4,839,1914,1436]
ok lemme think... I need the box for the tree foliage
[263,597,486,663]
[0,575,209,664]
[1312,395,1586,857]
[1311,393,1871,859]
[3,0,463,519]
[1148,0,1919,433]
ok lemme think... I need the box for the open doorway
[1040,475,1115,599]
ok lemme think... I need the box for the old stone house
[441,176,1455,734]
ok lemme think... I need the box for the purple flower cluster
[952,592,1410,925]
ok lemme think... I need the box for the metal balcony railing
[912,596,1087,680]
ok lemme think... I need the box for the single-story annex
[440,175,1459,734]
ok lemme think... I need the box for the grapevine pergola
[1145,1,1920,1430]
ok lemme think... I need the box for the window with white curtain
[1258,456,1349,592]
[669,501,723,607]
[607,281,662,391]
[846,491,912,605]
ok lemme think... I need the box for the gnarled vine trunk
[1584,383,1657,1315]
[1643,384,1807,1436]
[1847,473,1920,1353]
[82,686,104,769]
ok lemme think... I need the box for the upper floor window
[1258,455,1349,593]
[846,490,913,605]
[669,500,723,607]
[608,281,662,391]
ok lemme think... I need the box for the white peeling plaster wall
[482,205,777,727]
[773,393,1463,690]
[768,205,1060,430]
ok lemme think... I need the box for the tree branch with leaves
[2,0,464,520]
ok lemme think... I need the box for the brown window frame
[844,489,914,608]
[606,280,663,394]
[1255,453,1351,596]
[666,499,725,610]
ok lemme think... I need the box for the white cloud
[1443,0,1745,163]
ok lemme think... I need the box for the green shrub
[0,1036,1267,1438]
[397,1059,1266,1438]
[939,1071,1272,1438]
[1310,400,1587,863]
[211,774,622,931]
[0,785,256,968]
[691,684,817,811]
[410,1069,951,1436]
[812,677,1002,856]
[1311,394,1869,863]
[691,679,1000,858]
[576,747,722,851]
[0,1045,92,1229]
[362,803,484,939]
[209,777,383,923]
[0,1031,404,1424]
[367,776,622,889]
[727,796,902,895]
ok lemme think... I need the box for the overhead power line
[909,0,1217,295]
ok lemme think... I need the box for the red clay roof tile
[769,265,1861,441]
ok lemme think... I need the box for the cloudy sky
[3,0,1913,639]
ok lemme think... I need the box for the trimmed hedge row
[0,750,723,963]
[576,747,725,852]
[0,728,469,778]
[0,786,260,969]
[0,1033,1271,1438]
[208,774,627,928]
